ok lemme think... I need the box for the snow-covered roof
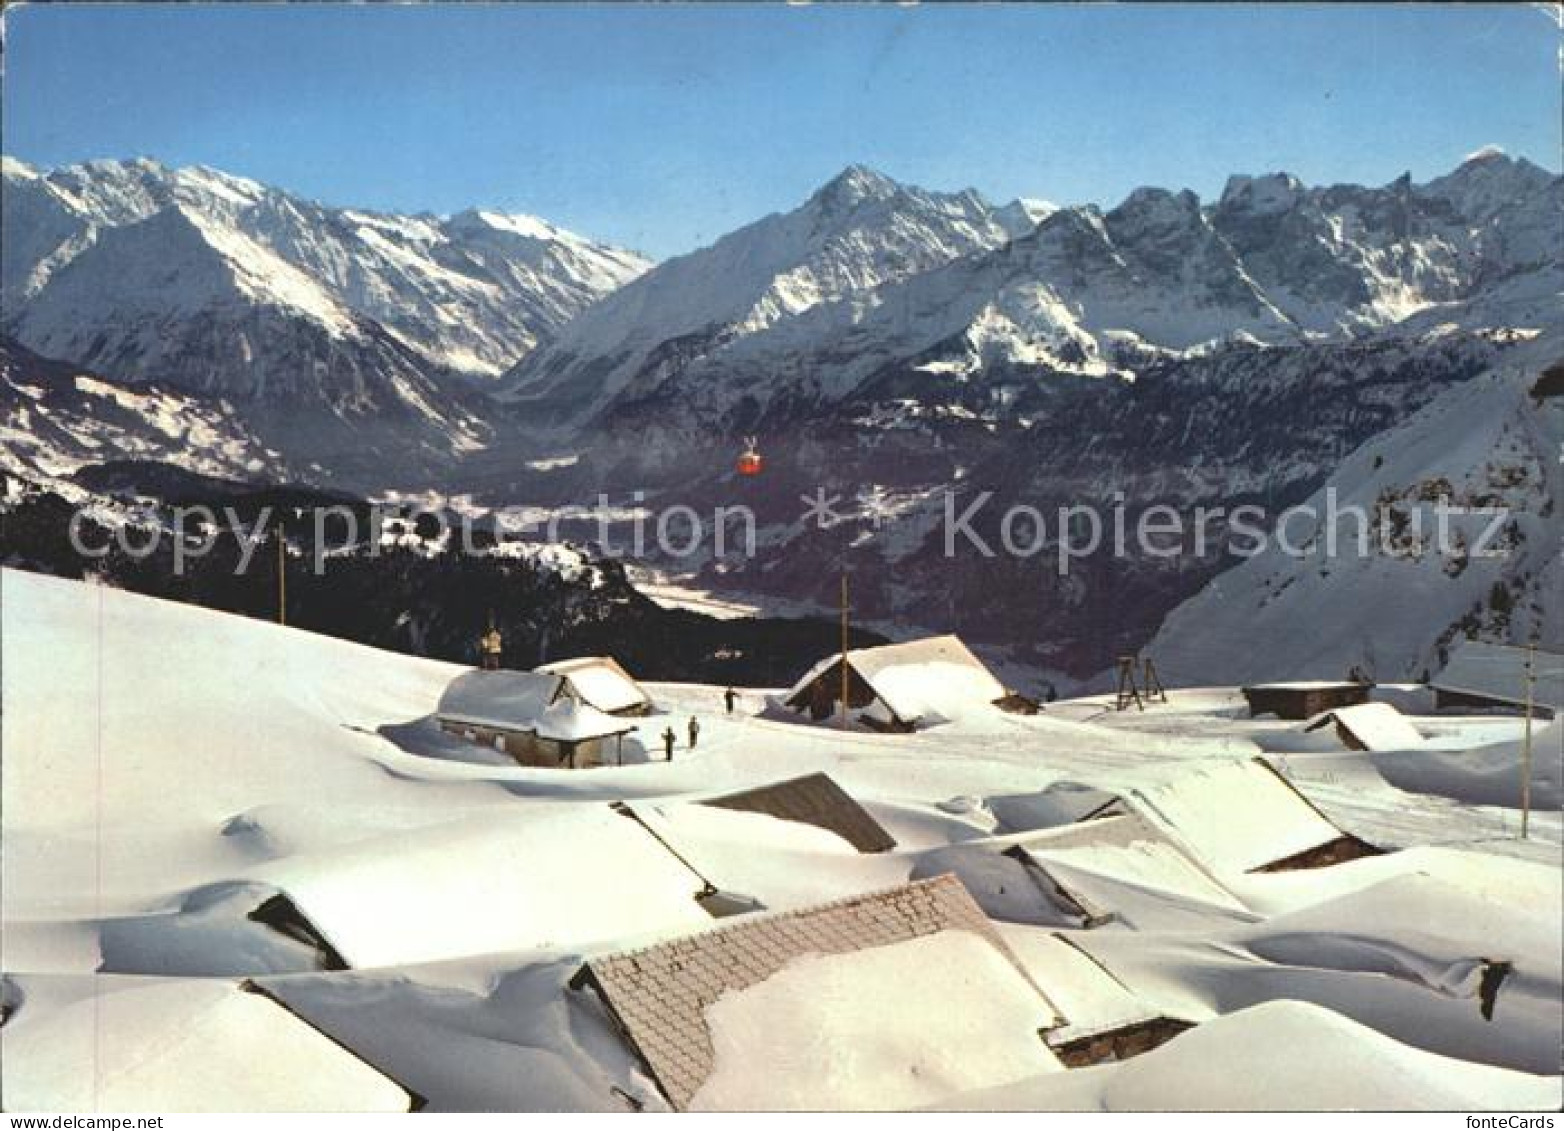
[1305,702,1426,751]
[436,669,561,729]
[573,874,1061,1110]
[1126,758,1354,874]
[537,655,651,714]
[534,697,637,743]
[1018,812,1253,925]
[1035,999,1560,1112]
[435,669,635,741]
[690,931,1057,1110]
[786,634,1007,727]
[700,772,896,853]
[1432,641,1564,712]
[1003,932,1166,1048]
[918,812,1252,931]
[910,843,1101,928]
[615,799,899,913]
[2,978,413,1111]
[254,809,713,968]
[986,783,1128,834]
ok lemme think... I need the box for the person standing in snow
[479,625,503,671]
[688,716,700,749]
[724,686,737,715]
[661,726,676,761]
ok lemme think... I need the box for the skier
[688,716,701,749]
[724,686,737,715]
[661,726,676,762]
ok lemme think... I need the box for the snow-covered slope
[1146,343,1564,684]
[3,570,1559,1111]
[0,334,281,490]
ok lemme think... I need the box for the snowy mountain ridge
[496,163,1033,423]
[500,150,1561,435]
[4,149,1557,473]
[2,156,650,379]
[2,156,651,479]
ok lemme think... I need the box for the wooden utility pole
[276,532,286,626]
[1521,641,1535,839]
[840,573,850,729]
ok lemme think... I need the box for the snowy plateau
[0,570,1560,1111]
[1,146,1563,1111]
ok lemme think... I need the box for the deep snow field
[2,567,1560,1112]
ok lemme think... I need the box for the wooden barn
[1431,641,1562,718]
[436,670,637,768]
[783,634,1028,731]
[1241,679,1371,720]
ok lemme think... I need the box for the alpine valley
[2,150,1560,687]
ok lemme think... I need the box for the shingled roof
[700,772,897,853]
[570,874,1061,1110]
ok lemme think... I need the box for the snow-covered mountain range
[2,156,648,478]
[497,165,1035,422]
[6,149,1557,472]
[2,149,1559,682]
[499,150,1561,439]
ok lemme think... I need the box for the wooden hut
[1241,680,1371,720]
[1431,641,1562,717]
[436,670,637,768]
[782,634,1017,731]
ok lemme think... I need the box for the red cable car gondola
[737,435,763,476]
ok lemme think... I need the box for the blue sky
[4,3,1558,258]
